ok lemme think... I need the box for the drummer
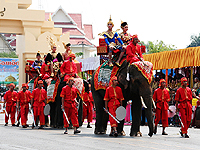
[153,79,170,135]
[104,76,124,137]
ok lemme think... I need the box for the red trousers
[21,107,29,126]
[63,106,79,128]
[155,107,168,127]
[17,109,21,122]
[179,108,191,134]
[108,105,119,127]
[82,103,93,123]
[33,105,45,126]
[5,105,16,124]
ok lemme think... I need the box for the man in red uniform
[175,77,192,138]
[60,53,77,80]
[153,79,170,135]
[82,84,94,128]
[104,76,124,137]
[31,80,47,129]
[126,34,146,64]
[40,60,51,78]
[17,83,31,128]
[3,83,18,126]
[61,77,80,134]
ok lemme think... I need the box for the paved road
[0,114,200,150]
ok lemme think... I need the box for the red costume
[40,63,51,78]
[60,60,77,75]
[32,87,47,126]
[153,85,170,127]
[82,91,94,123]
[175,78,192,134]
[4,89,18,124]
[60,85,79,128]
[104,81,124,127]
[17,89,31,126]
[126,35,145,64]
[175,87,192,134]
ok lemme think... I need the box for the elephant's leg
[78,97,83,127]
[140,86,153,137]
[117,100,127,135]
[143,97,153,137]
[130,95,142,136]
[101,110,109,134]
[49,102,56,127]
[93,91,107,134]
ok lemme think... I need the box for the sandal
[114,131,118,137]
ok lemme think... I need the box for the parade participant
[99,16,125,67]
[126,34,146,64]
[104,76,124,137]
[3,83,18,126]
[31,80,47,129]
[153,79,170,135]
[175,77,192,138]
[62,42,72,60]
[46,36,63,77]
[119,21,131,46]
[82,84,94,128]
[31,52,43,75]
[60,77,80,134]
[17,83,31,128]
[60,53,78,79]
[40,55,51,78]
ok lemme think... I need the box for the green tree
[187,34,200,47]
[0,51,18,58]
[75,52,83,57]
[143,40,176,54]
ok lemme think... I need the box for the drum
[44,104,50,116]
[116,106,126,121]
[168,105,176,118]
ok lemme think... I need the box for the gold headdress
[47,36,57,50]
[107,15,114,26]
[121,20,128,28]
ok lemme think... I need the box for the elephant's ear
[117,60,129,89]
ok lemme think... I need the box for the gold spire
[48,13,52,21]
[107,15,114,26]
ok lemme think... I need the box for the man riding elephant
[91,33,154,137]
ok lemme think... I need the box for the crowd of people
[1,16,198,139]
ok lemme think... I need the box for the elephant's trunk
[152,98,156,109]
[140,96,147,108]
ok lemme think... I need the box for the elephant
[45,78,86,128]
[91,60,153,137]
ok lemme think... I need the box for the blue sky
[29,0,200,49]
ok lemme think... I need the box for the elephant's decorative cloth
[175,87,192,134]
[47,79,60,103]
[131,61,153,83]
[73,78,84,97]
[94,58,126,90]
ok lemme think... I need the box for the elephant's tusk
[152,98,156,109]
[140,96,147,108]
